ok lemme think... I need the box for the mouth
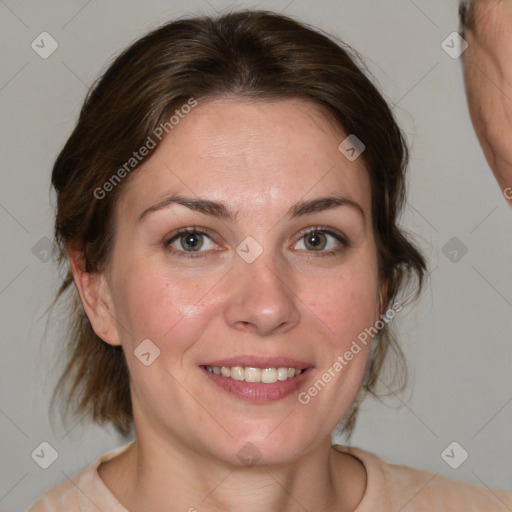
[199,356,314,402]
[203,365,306,383]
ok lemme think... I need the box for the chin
[204,423,318,468]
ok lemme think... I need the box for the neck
[100,428,366,512]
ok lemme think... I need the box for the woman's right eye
[164,228,217,258]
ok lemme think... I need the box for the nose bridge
[223,240,300,335]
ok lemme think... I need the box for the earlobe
[68,247,121,346]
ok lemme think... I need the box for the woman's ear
[68,247,121,346]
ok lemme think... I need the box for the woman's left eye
[293,228,348,255]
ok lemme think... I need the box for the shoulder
[333,444,512,511]
[26,441,134,512]
[26,478,77,512]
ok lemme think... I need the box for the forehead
[118,98,372,223]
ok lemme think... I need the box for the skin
[462,0,512,203]
[70,98,387,512]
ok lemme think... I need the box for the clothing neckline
[82,441,383,511]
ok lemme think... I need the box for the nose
[223,249,301,336]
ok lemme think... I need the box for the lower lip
[200,366,313,402]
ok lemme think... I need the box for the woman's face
[101,98,382,465]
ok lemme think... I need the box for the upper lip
[200,355,313,369]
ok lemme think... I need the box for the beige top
[26,441,512,511]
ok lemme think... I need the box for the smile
[200,364,312,402]
[204,365,305,383]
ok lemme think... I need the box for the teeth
[261,368,277,383]
[220,367,231,377]
[277,367,288,381]
[205,365,304,383]
[245,367,261,382]
[231,366,244,380]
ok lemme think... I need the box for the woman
[28,9,512,511]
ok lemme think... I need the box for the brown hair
[459,0,475,32]
[50,9,427,437]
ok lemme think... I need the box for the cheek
[295,268,379,420]
[110,259,214,350]
[304,263,380,346]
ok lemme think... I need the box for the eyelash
[164,226,349,259]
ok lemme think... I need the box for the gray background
[1,0,511,510]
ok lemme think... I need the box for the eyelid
[167,226,213,237]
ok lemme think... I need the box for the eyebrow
[137,193,366,224]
